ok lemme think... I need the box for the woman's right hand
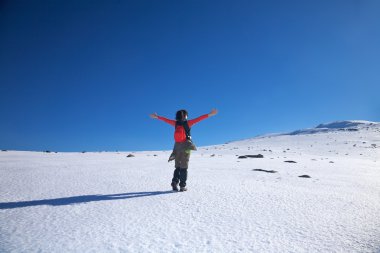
[209,109,218,117]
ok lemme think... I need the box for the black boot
[171,181,179,191]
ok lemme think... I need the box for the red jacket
[157,114,209,142]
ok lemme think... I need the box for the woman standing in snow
[150,109,218,191]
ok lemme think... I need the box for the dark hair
[175,109,188,121]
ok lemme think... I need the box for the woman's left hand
[149,113,158,119]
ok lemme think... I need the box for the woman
[150,109,218,191]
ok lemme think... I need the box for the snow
[282,120,380,136]
[1,120,380,252]
[315,120,379,129]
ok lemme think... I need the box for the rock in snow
[298,175,311,178]
[252,169,277,173]
[238,154,264,159]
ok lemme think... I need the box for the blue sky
[1,0,379,152]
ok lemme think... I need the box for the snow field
[1,121,379,252]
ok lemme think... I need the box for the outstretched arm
[188,108,218,127]
[149,112,176,126]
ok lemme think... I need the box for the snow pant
[172,167,188,187]
[171,141,194,187]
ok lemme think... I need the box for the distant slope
[224,120,380,151]
[286,120,380,136]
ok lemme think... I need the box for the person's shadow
[0,191,175,210]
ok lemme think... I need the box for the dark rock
[299,175,311,178]
[45,151,51,153]
[1,150,7,152]
[210,154,215,157]
[238,154,264,159]
[252,169,277,173]
[246,154,264,158]
[127,154,135,158]
[284,160,297,163]
[329,161,334,163]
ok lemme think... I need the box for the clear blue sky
[1,0,379,152]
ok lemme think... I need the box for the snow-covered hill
[1,120,379,252]
[287,120,380,136]
[249,120,380,137]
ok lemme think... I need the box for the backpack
[175,120,191,140]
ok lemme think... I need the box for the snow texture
[1,121,380,252]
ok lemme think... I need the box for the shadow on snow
[0,191,175,210]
